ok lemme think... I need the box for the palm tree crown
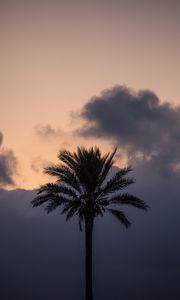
[31,146,148,228]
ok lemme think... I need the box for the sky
[0,0,180,188]
[1,1,180,299]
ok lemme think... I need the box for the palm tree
[31,146,148,300]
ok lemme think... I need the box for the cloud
[0,186,180,300]
[31,156,51,173]
[35,124,63,140]
[78,85,180,181]
[0,132,17,187]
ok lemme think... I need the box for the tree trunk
[85,216,94,300]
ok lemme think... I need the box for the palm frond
[31,194,52,207]
[99,167,134,196]
[60,200,84,223]
[44,164,82,194]
[109,193,148,210]
[45,199,64,213]
[71,147,106,194]
[31,193,69,208]
[61,200,81,216]
[66,205,79,220]
[94,205,105,217]
[38,183,78,199]
[78,215,84,231]
[108,208,131,228]
[58,149,78,171]
[97,148,117,188]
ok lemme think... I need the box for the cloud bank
[0,186,180,300]
[0,131,17,187]
[78,85,180,181]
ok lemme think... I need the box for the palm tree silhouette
[31,146,148,300]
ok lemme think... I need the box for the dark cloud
[0,131,17,186]
[0,186,180,300]
[78,85,180,180]
[35,124,63,140]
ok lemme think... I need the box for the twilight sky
[1,1,180,299]
[0,0,180,188]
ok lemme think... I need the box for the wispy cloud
[35,124,64,140]
[31,156,51,173]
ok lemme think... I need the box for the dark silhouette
[31,146,148,300]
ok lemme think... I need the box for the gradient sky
[1,2,180,299]
[0,0,180,188]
